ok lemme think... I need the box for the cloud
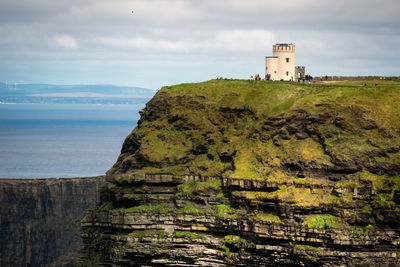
[93,30,275,54]
[0,0,399,88]
[213,30,275,52]
[53,34,78,49]
[94,37,191,53]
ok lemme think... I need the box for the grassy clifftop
[108,79,400,181]
[84,79,400,266]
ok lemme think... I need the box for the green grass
[250,213,283,224]
[221,235,247,245]
[233,186,336,208]
[366,224,375,232]
[87,202,111,212]
[110,203,210,216]
[219,235,247,263]
[111,204,209,216]
[293,245,322,261]
[302,215,341,230]
[359,172,400,210]
[176,179,221,199]
[108,79,400,182]
[177,204,206,216]
[212,204,239,219]
[129,230,169,239]
[216,193,228,201]
[173,231,205,240]
[112,204,176,214]
[351,231,367,239]
[219,245,236,263]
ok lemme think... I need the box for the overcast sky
[0,0,399,89]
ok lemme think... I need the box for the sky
[0,0,399,89]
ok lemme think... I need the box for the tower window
[286,71,289,76]
[286,58,289,63]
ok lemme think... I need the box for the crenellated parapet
[273,43,295,53]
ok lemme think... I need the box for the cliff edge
[81,79,400,266]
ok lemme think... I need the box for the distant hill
[0,83,157,104]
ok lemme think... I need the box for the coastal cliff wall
[79,79,400,266]
[0,176,106,267]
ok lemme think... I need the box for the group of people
[250,74,313,83]
[298,74,313,83]
[250,74,267,81]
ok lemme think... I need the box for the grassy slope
[108,79,400,181]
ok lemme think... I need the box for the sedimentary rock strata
[80,79,400,266]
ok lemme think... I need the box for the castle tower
[265,43,295,81]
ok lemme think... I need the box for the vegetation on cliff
[109,79,400,181]
[81,79,400,266]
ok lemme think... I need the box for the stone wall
[313,76,399,81]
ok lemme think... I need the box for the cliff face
[0,176,106,267]
[81,79,400,266]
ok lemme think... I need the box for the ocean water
[0,103,145,178]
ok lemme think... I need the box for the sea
[0,102,146,178]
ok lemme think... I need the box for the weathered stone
[0,177,105,267]
[78,80,400,266]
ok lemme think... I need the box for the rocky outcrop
[81,173,400,266]
[80,79,400,266]
[0,176,106,267]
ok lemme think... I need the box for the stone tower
[265,43,295,81]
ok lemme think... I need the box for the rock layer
[81,173,400,266]
[80,80,400,266]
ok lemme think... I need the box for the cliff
[81,79,400,266]
[0,176,106,267]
